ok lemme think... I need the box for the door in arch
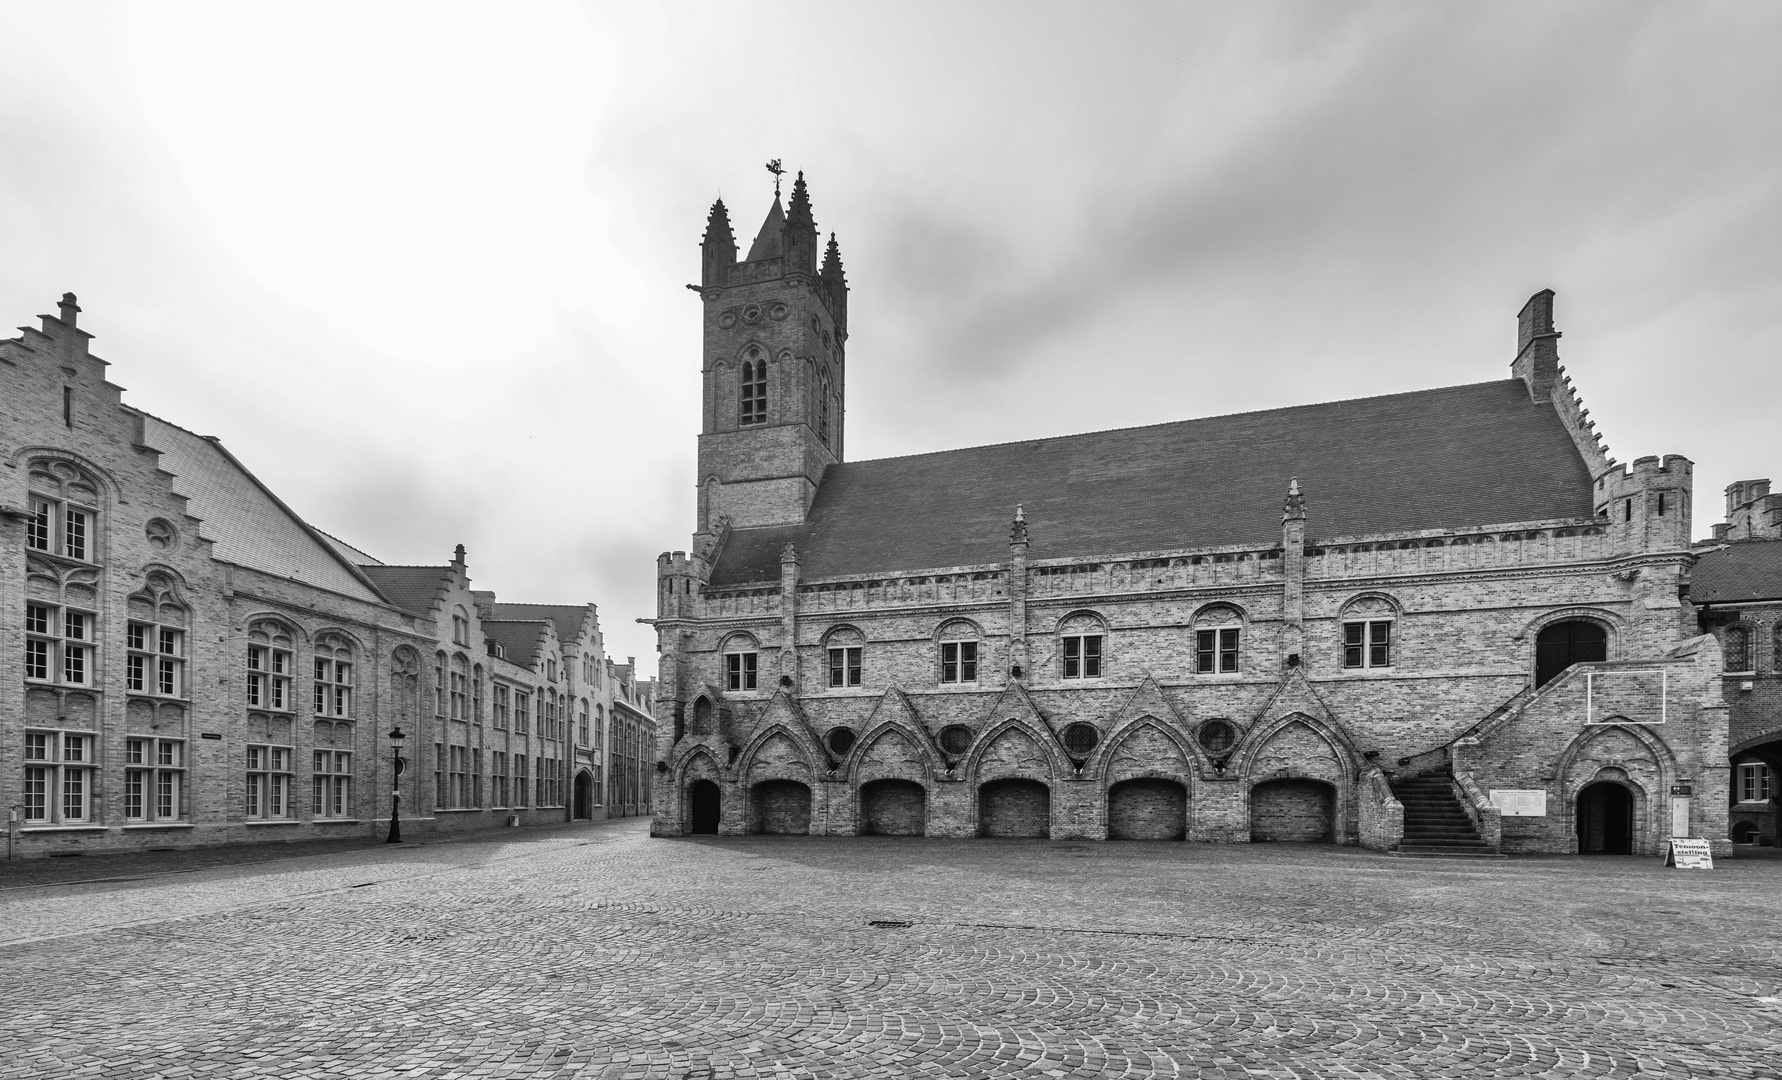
[573,772,593,820]
[1576,782,1633,853]
[979,778,1051,838]
[688,779,721,835]
[1107,778,1188,840]
[1536,620,1608,688]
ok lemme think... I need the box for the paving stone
[0,820,1778,1077]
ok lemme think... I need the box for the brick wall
[751,779,812,835]
[860,779,925,836]
[1250,779,1335,842]
[1107,778,1187,840]
[978,779,1049,838]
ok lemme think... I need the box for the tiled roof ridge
[837,378,1523,469]
[365,563,451,570]
[123,403,212,441]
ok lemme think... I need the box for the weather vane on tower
[765,159,785,195]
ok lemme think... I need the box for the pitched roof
[481,620,551,668]
[492,603,591,646]
[315,528,383,566]
[1691,540,1782,604]
[709,379,1597,586]
[137,413,385,602]
[358,565,451,617]
[744,195,784,262]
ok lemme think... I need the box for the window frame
[1194,627,1240,674]
[725,649,759,692]
[124,737,186,823]
[26,602,97,687]
[22,728,98,825]
[1738,762,1771,804]
[827,646,863,688]
[24,491,98,563]
[245,743,295,820]
[311,749,354,819]
[739,356,768,426]
[1061,633,1104,680]
[939,639,979,685]
[1343,619,1393,670]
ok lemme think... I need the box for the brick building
[650,174,1732,856]
[606,657,657,819]
[2,295,619,855]
[1692,480,1782,847]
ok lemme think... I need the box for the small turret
[1597,454,1693,553]
[700,199,737,287]
[819,232,848,335]
[657,550,705,620]
[1714,479,1782,541]
[782,171,818,276]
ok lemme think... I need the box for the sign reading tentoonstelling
[1490,789,1548,817]
[1664,837,1713,869]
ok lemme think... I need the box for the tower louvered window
[740,359,767,425]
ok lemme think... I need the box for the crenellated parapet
[1595,453,1694,555]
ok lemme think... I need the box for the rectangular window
[580,704,590,746]
[492,751,508,808]
[25,730,95,825]
[513,755,529,807]
[726,651,758,691]
[472,748,483,808]
[312,750,352,818]
[828,647,863,688]
[449,745,467,808]
[248,647,292,710]
[1740,763,1772,803]
[515,693,530,734]
[63,508,87,560]
[1344,621,1393,669]
[493,684,510,729]
[940,640,978,684]
[27,499,51,550]
[27,605,51,635]
[246,744,293,818]
[450,670,467,720]
[1062,635,1103,680]
[25,638,49,681]
[1196,629,1240,673]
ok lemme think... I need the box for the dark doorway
[1577,781,1633,853]
[1536,620,1608,688]
[860,779,926,836]
[1250,779,1335,842]
[688,779,721,835]
[751,780,813,835]
[574,771,593,820]
[978,778,1050,838]
[1108,778,1188,840]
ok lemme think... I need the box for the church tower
[693,170,849,532]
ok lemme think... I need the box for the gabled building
[1,294,616,854]
[651,175,1731,856]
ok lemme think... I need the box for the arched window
[721,633,759,692]
[1723,625,1753,674]
[126,575,188,699]
[824,627,864,689]
[449,654,470,719]
[817,365,832,445]
[25,458,102,563]
[1534,619,1608,688]
[1339,597,1396,671]
[739,349,768,425]
[1058,612,1106,680]
[937,620,981,685]
[247,621,296,712]
[1192,605,1243,674]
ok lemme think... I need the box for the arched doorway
[751,780,812,835]
[573,771,593,820]
[1250,779,1335,842]
[1107,778,1188,840]
[1536,619,1608,688]
[978,778,1050,838]
[687,779,721,835]
[1576,781,1633,853]
[860,779,926,836]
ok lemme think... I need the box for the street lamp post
[386,726,406,844]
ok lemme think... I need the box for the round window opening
[825,727,856,756]
[1197,720,1237,755]
[937,724,974,756]
[1062,722,1100,757]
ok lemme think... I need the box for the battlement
[1712,477,1782,541]
[1594,454,1693,553]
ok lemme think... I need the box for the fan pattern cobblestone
[1,821,1778,1079]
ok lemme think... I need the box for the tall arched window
[817,366,832,445]
[1534,619,1607,687]
[739,350,768,425]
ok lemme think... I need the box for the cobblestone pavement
[1,824,1778,1079]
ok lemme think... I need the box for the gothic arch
[932,617,985,643]
[1336,591,1402,619]
[962,715,1070,782]
[736,722,822,784]
[1190,601,1248,625]
[1051,608,1109,634]
[16,448,121,501]
[1084,714,1203,783]
[677,746,725,785]
[311,626,368,653]
[1553,722,1679,798]
[841,716,942,784]
[1518,607,1626,649]
[241,613,308,643]
[1227,710,1357,786]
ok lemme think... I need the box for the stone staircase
[1391,771,1502,857]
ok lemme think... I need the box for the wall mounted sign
[1490,789,1547,817]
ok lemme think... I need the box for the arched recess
[573,769,595,820]
[860,779,926,836]
[1553,723,1677,855]
[1227,710,1356,785]
[1575,776,1638,854]
[1250,779,1337,842]
[978,778,1050,838]
[750,779,812,834]
[963,716,1069,784]
[1522,608,1623,687]
[1108,778,1188,840]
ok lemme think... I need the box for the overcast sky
[3,2,1778,674]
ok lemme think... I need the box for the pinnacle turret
[700,199,737,285]
[786,171,813,228]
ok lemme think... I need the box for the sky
[2,2,1778,675]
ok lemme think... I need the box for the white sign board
[1664,838,1713,869]
[1490,789,1548,817]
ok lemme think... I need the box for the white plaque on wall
[1491,789,1548,817]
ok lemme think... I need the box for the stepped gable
[134,412,385,602]
[358,564,452,616]
[1691,539,1782,604]
[492,603,590,646]
[708,379,1597,586]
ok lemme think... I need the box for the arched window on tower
[739,351,767,425]
[817,366,832,446]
